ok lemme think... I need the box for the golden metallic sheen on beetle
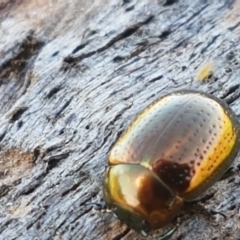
[103,90,240,234]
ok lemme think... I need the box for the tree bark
[0,0,240,239]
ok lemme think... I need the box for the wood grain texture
[0,0,240,239]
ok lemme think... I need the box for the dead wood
[0,0,240,239]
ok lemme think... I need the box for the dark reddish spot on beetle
[103,90,240,238]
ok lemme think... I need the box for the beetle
[103,89,240,238]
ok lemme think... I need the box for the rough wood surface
[0,0,240,239]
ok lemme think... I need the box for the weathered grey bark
[0,0,240,239]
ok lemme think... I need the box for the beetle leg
[184,202,226,222]
[140,229,148,237]
[141,224,178,240]
[219,166,239,181]
[85,201,110,212]
[207,209,227,220]
[168,195,182,209]
[156,224,178,240]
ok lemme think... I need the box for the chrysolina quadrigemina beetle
[103,89,240,238]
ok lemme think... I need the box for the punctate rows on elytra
[103,90,240,238]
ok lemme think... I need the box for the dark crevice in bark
[45,86,63,99]
[71,41,90,54]
[176,234,185,240]
[201,35,220,54]
[112,228,131,240]
[53,97,73,119]
[225,91,240,105]
[176,4,210,29]
[125,5,134,12]
[45,152,70,172]
[220,84,240,104]
[113,55,126,63]
[228,21,240,31]
[99,105,133,150]
[33,146,44,163]
[199,192,216,203]
[26,211,47,230]
[0,218,18,235]
[200,34,220,54]
[221,84,240,98]
[51,51,59,57]
[122,0,132,4]
[0,0,23,13]
[148,75,163,83]
[14,178,43,198]
[0,34,44,81]
[163,0,179,6]
[60,182,81,197]
[94,130,112,152]
[0,127,7,142]
[158,29,172,39]
[170,39,189,52]
[61,15,154,70]
[0,184,11,197]
[57,204,95,232]
[113,43,149,63]
[9,106,28,123]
